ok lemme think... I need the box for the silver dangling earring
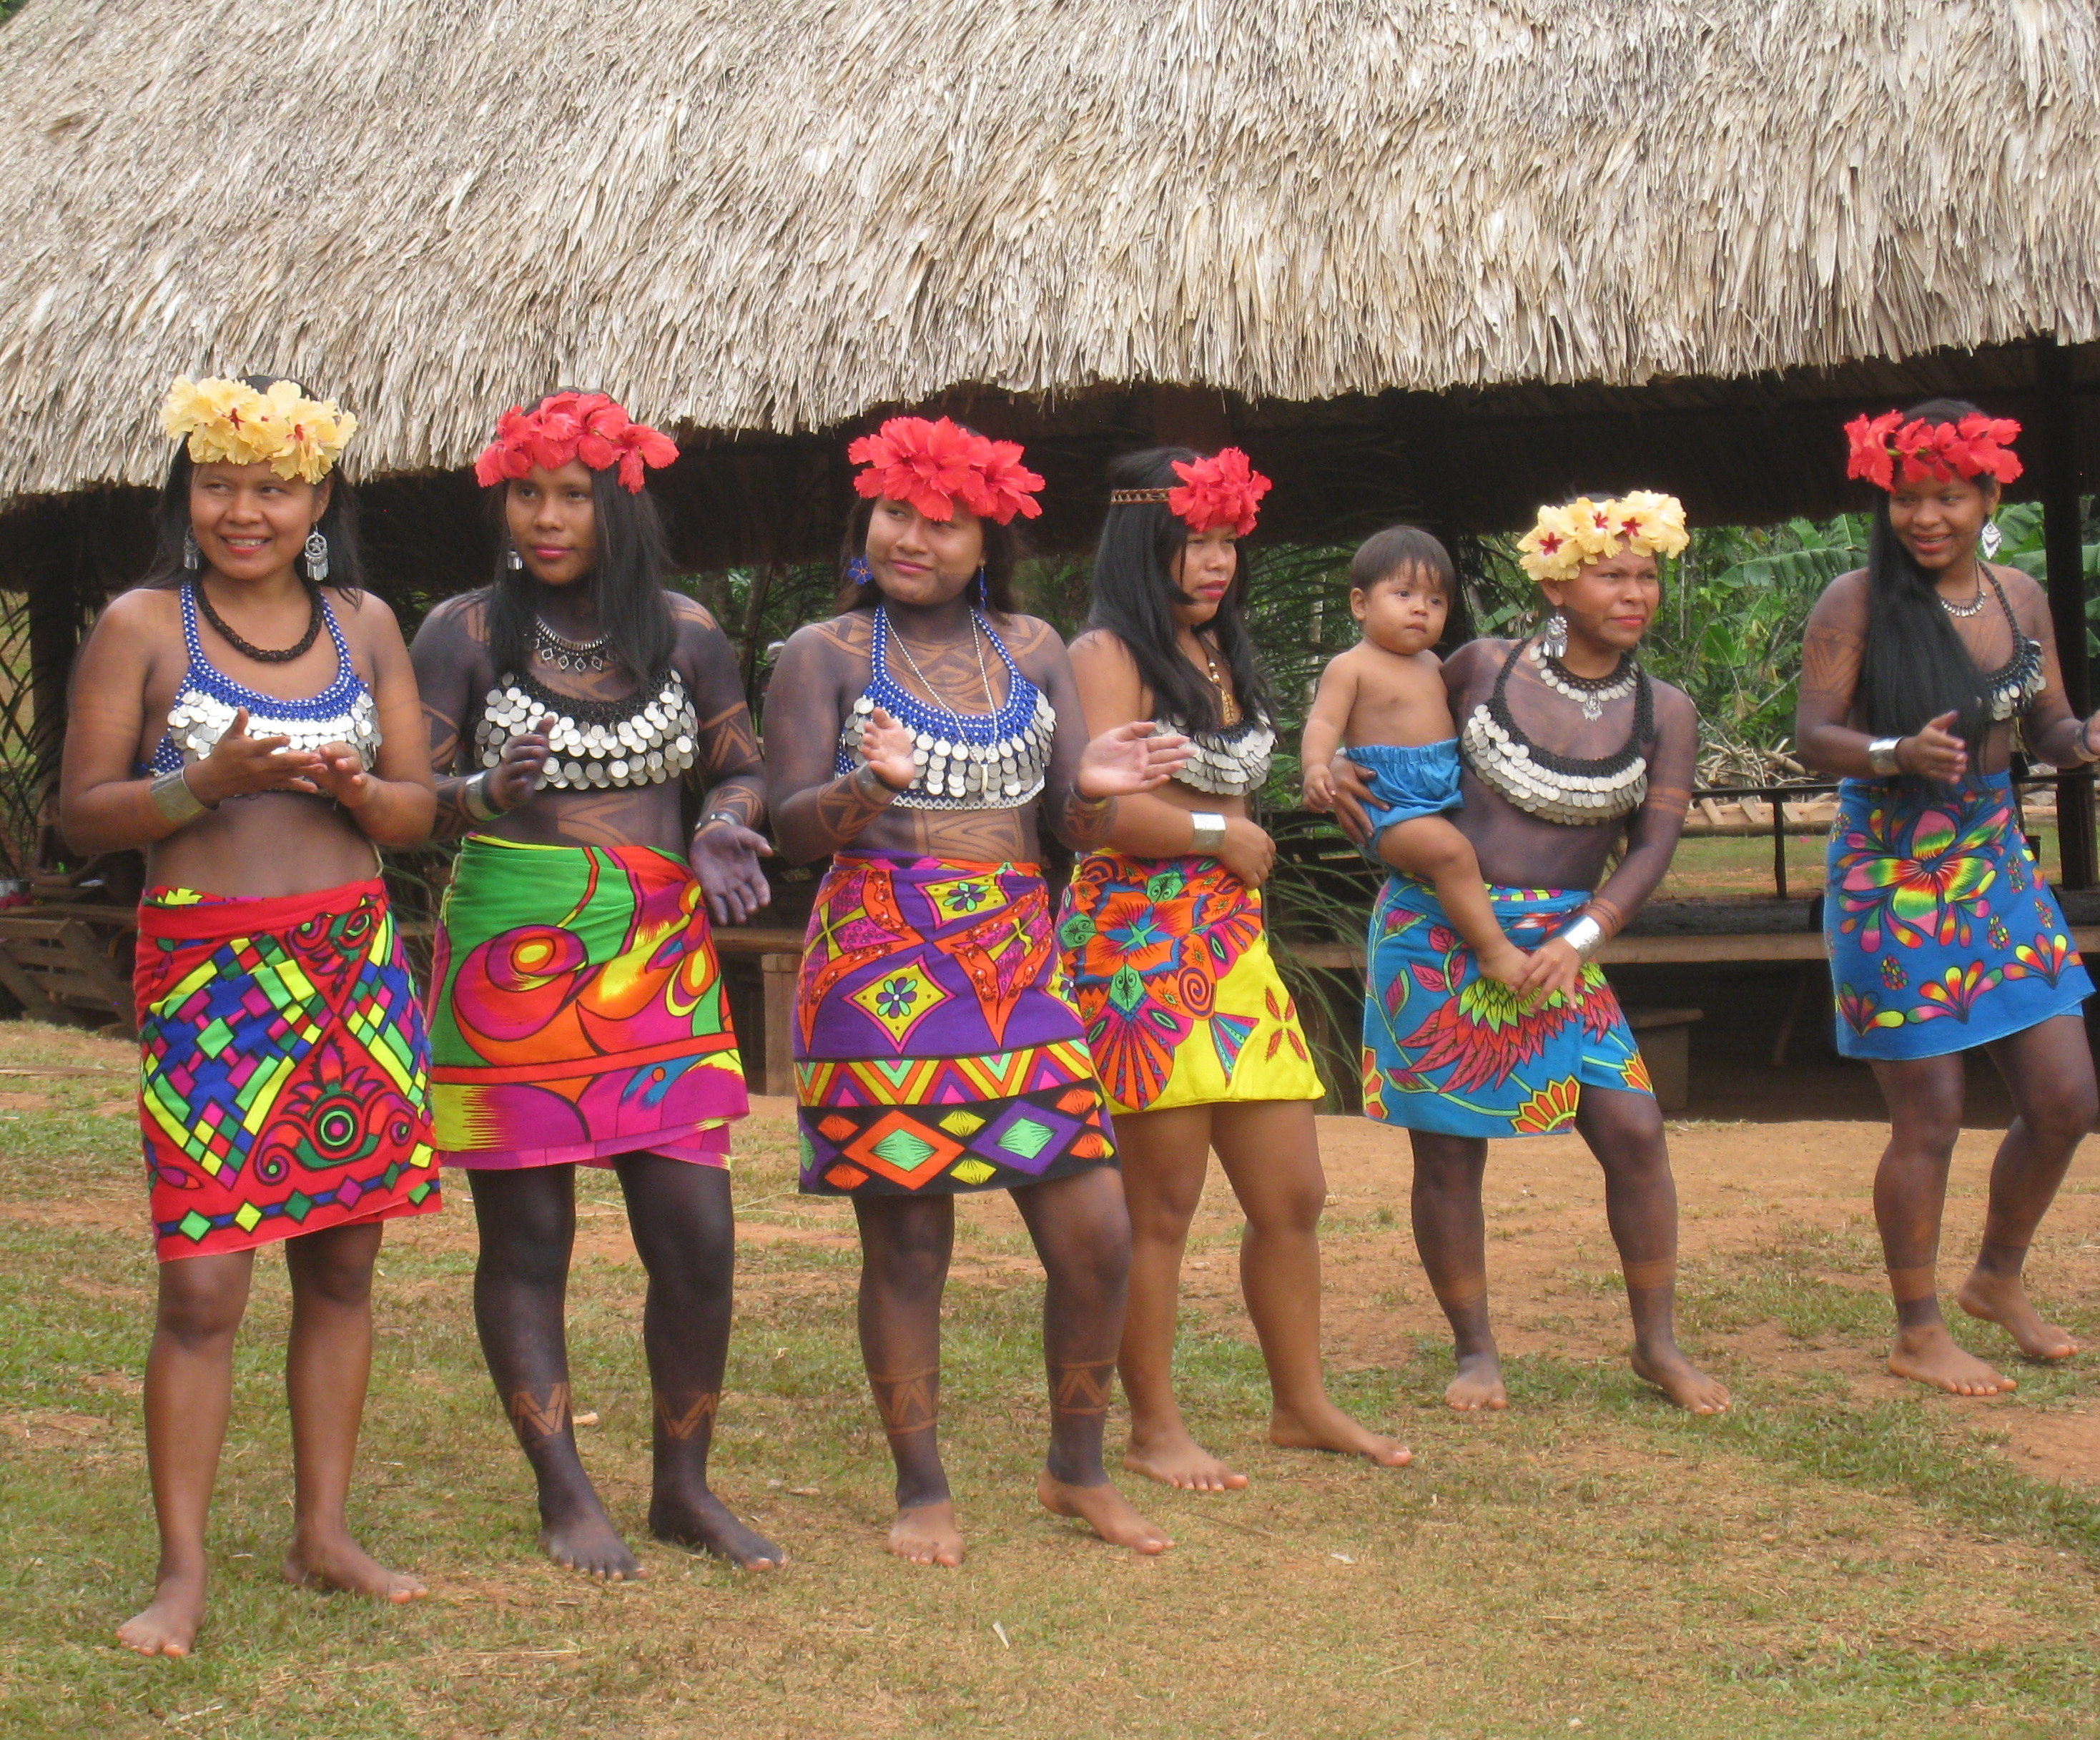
[182,529,200,571]
[1541,611,1569,660]
[505,540,524,571]
[1980,518,2003,560]
[302,528,329,583]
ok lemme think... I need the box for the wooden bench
[1625,1006,1702,1112]
[0,906,137,1037]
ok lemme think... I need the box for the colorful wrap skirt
[1361,877,1652,1138]
[1825,771,2091,1059]
[794,852,1116,1195]
[135,878,440,1262]
[1059,851,1323,1114]
[428,836,748,1169]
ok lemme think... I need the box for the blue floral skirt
[1361,877,1652,1138]
[1825,771,2091,1060]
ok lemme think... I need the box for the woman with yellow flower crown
[60,375,440,1656]
[1333,492,1730,1416]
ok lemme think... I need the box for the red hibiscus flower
[1166,447,1272,536]
[1843,408,2021,491]
[849,416,1043,525]
[473,391,678,493]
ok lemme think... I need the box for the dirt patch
[1996,1407,2100,1491]
[0,1090,54,1109]
[0,1408,109,1448]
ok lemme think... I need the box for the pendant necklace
[1527,639,1638,721]
[1940,560,1989,619]
[534,617,613,672]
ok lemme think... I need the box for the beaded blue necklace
[835,601,1054,809]
[147,582,380,775]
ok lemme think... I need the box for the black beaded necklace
[1457,635,1655,826]
[195,579,322,664]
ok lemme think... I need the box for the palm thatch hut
[0,0,2097,869]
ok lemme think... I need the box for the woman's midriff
[143,791,383,901]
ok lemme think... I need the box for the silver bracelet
[462,771,503,822]
[696,809,744,834]
[1188,811,1227,854]
[149,766,210,826]
[2079,717,2100,765]
[1866,736,1904,777]
[1557,914,1606,962]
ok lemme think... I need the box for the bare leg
[1111,1103,1246,1490]
[280,1220,425,1600]
[1405,1130,1505,1410]
[1012,1167,1170,1553]
[467,1165,641,1578]
[1957,1016,2093,1360]
[1573,1087,1728,1413]
[118,1251,253,1656]
[1868,1054,2014,1394]
[613,1153,783,1568]
[1379,817,1525,987]
[854,1194,962,1566]
[1214,1101,1410,1465]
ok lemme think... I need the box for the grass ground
[2,1019,2098,1739]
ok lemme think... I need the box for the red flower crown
[847,415,1044,525]
[474,392,678,493]
[1110,447,1273,536]
[1843,409,2023,490]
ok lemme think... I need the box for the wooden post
[2038,337,2095,889]
[760,953,799,1098]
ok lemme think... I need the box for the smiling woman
[57,372,440,1661]
[1796,400,2100,1399]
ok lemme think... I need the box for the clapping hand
[859,706,917,792]
[485,714,556,811]
[189,708,327,803]
[309,743,375,809]
[1900,712,1967,783]
[1075,721,1193,799]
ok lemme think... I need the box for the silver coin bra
[164,686,382,773]
[1459,636,1653,826]
[476,668,699,791]
[1163,716,1275,797]
[837,690,1056,810]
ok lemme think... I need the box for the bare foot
[1123,1423,1248,1492]
[1444,1351,1507,1411]
[649,1486,786,1570]
[1629,1344,1730,1414]
[1037,1470,1173,1554]
[1888,1323,2016,1396]
[887,1498,964,1566]
[1956,1270,2081,1362]
[282,1532,424,1603]
[538,1491,643,1580]
[117,1568,205,1657]
[1477,944,1529,990]
[1269,1400,1412,1467]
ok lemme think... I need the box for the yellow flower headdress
[1516,491,1688,584]
[159,375,357,484]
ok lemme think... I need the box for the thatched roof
[1,0,2096,513]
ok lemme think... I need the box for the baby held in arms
[1301,528,1527,989]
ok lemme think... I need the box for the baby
[1301,527,1527,989]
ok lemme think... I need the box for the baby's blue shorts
[1352,739,1464,850]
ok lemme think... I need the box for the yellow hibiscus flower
[1611,490,1689,559]
[1517,502,1589,582]
[157,374,354,478]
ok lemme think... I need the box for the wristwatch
[1865,736,1904,777]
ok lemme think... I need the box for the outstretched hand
[187,708,327,804]
[1076,721,1192,800]
[689,819,774,926]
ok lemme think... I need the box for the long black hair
[1085,447,1271,730]
[833,486,1022,613]
[1855,395,1999,745]
[140,373,365,598]
[485,435,677,683]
